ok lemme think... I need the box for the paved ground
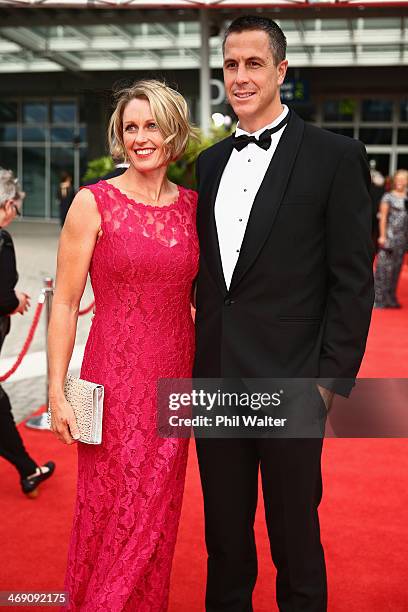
[1,220,93,423]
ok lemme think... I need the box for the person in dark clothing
[57,171,75,227]
[194,16,373,611]
[0,167,55,497]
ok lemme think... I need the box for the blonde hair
[393,169,408,186]
[108,79,198,163]
[0,167,25,208]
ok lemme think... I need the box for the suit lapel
[198,136,234,295]
[229,111,305,292]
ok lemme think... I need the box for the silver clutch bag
[48,374,104,444]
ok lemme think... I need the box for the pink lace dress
[63,180,199,611]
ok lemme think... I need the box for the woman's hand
[49,392,81,445]
[14,291,31,315]
[377,236,387,248]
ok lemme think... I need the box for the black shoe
[21,461,56,497]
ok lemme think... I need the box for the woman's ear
[4,199,13,213]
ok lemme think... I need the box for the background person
[48,80,199,611]
[0,167,55,498]
[374,169,408,308]
[57,171,75,227]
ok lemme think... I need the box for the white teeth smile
[135,149,155,156]
[235,93,255,99]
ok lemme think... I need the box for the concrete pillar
[200,9,211,135]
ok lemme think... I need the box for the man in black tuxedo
[193,16,374,612]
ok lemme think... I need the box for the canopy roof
[0,0,407,72]
[1,1,408,7]
[1,0,408,12]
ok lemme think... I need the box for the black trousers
[195,437,327,612]
[0,317,37,479]
[0,385,37,478]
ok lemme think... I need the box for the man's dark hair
[222,15,287,65]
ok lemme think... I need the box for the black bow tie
[233,112,290,152]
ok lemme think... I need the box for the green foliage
[82,156,115,182]
[168,126,234,189]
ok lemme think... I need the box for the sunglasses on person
[9,194,24,216]
[12,203,21,216]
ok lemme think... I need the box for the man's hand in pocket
[317,385,334,412]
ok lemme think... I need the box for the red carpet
[1,265,408,611]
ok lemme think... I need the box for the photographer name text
[168,415,287,428]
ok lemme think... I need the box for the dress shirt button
[239,218,243,222]
[248,159,251,163]
[236,249,240,253]
[243,188,247,192]
[224,298,235,306]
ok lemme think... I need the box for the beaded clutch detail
[48,374,104,444]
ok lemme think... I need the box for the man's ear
[277,60,289,86]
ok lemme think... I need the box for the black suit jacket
[193,111,374,396]
[0,229,19,349]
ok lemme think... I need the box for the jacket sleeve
[0,232,19,316]
[318,140,374,397]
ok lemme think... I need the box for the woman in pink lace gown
[48,81,199,611]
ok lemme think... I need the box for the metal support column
[25,277,54,431]
[200,9,211,135]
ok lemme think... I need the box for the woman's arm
[191,280,197,309]
[377,200,390,247]
[48,188,100,445]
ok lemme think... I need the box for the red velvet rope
[78,301,95,316]
[0,291,95,382]
[0,300,44,383]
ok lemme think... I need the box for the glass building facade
[1,94,407,219]
[0,98,87,219]
[311,98,408,177]
[0,12,407,219]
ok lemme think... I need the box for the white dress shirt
[214,105,289,289]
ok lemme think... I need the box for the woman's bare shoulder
[64,187,100,233]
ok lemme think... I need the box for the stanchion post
[25,277,54,431]
[44,277,54,407]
